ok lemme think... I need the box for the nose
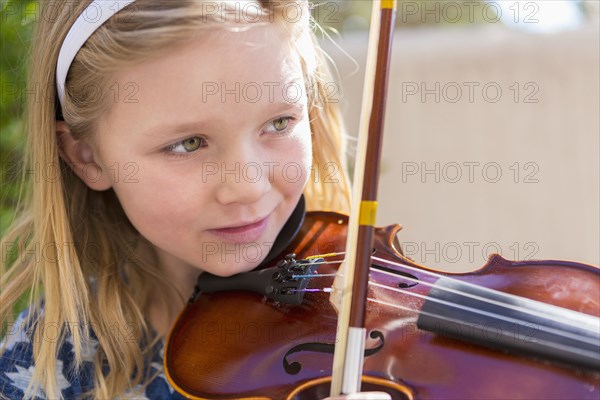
[214,150,272,205]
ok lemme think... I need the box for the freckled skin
[91,25,312,289]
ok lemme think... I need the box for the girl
[0,0,351,398]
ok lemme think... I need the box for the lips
[208,214,271,243]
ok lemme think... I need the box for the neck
[150,251,201,338]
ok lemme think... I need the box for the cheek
[109,163,205,228]
[295,118,313,166]
[114,185,174,230]
[280,123,313,190]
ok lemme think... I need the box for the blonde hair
[0,1,351,398]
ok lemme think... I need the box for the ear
[56,121,112,191]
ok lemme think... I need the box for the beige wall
[322,23,599,272]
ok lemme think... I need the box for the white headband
[55,0,137,112]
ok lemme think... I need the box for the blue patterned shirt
[0,307,186,399]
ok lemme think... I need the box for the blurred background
[311,0,599,272]
[1,1,599,272]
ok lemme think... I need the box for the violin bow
[330,0,397,396]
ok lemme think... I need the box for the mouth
[208,213,271,243]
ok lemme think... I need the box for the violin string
[291,278,598,346]
[292,257,599,345]
[289,287,334,293]
[367,280,600,346]
[298,256,597,330]
[366,296,600,359]
[370,255,599,329]
[291,273,339,279]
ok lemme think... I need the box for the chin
[207,261,259,277]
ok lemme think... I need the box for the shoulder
[0,307,184,399]
[1,307,42,399]
[0,306,96,399]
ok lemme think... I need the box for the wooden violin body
[164,211,600,399]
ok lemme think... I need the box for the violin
[164,1,600,398]
[163,204,600,399]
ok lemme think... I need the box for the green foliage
[1,0,35,236]
[311,0,497,32]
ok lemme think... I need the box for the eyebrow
[143,121,206,138]
[142,101,305,137]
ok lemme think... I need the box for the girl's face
[91,24,312,277]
